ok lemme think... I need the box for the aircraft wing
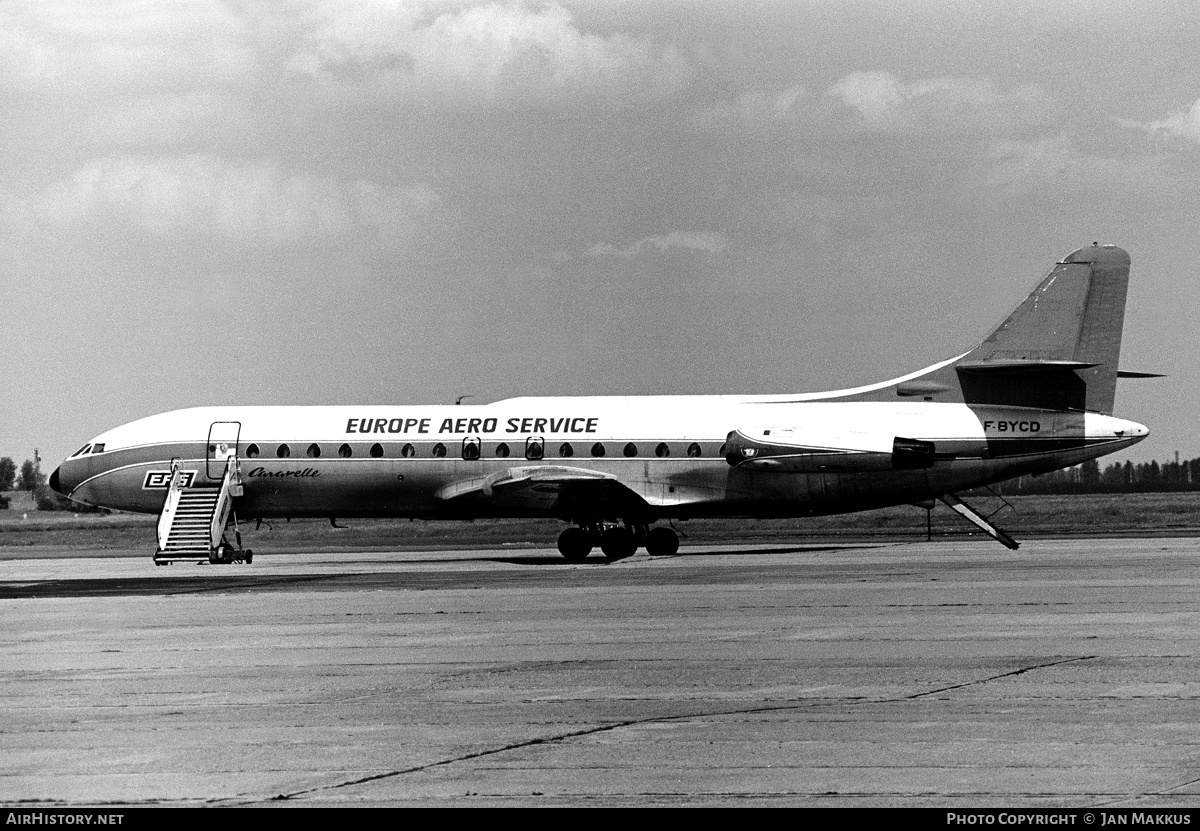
[436,465,652,517]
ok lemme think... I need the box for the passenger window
[276,444,290,458]
[338,443,352,458]
[525,437,544,461]
[307,443,321,458]
[462,437,481,460]
[591,442,605,457]
[246,443,260,458]
[495,443,510,458]
[655,442,670,458]
[370,443,384,458]
[432,443,447,458]
[401,443,415,458]
[623,442,638,457]
[688,442,702,458]
[559,442,574,458]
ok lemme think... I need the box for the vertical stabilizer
[953,244,1131,413]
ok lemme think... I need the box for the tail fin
[955,243,1130,413]
[844,244,1132,413]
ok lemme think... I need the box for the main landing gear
[556,523,679,562]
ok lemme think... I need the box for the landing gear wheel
[645,526,680,556]
[557,527,591,561]
[600,527,636,561]
[244,550,253,565]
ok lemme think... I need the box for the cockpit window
[72,444,92,458]
[91,443,105,454]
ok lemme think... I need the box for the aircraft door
[207,421,241,480]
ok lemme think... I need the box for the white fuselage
[53,396,1148,522]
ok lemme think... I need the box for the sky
[2,0,1198,472]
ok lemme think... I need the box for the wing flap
[436,465,651,518]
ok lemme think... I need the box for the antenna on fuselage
[455,395,474,405]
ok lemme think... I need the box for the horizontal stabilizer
[957,360,1099,373]
[1117,370,1165,379]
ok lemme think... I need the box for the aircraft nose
[49,466,63,495]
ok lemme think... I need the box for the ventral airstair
[154,454,251,566]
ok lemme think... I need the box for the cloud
[826,70,1050,134]
[984,133,1173,197]
[0,1,253,93]
[730,84,808,123]
[6,154,439,248]
[985,133,1077,191]
[286,0,692,107]
[584,231,729,260]
[1121,98,1200,143]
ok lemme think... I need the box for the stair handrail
[155,459,186,551]
[209,455,239,552]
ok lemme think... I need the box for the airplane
[50,243,1151,566]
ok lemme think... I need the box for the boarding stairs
[154,456,249,565]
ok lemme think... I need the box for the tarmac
[3,536,1200,807]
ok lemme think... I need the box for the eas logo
[143,470,196,490]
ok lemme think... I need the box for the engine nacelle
[724,429,935,472]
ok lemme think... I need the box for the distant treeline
[1001,457,1200,495]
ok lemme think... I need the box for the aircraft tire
[557,527,591,561]
[645,527,679,556]
[245,550,253,565]
[600,527,636,561]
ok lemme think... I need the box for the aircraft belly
[240,460,431,518]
